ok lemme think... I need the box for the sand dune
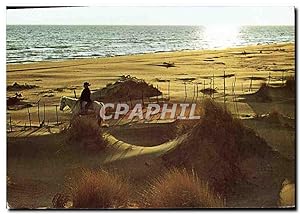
[7,42,295,208]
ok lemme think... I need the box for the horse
[59,96,104,126]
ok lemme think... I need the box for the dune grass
[174,101,202,136]
[163,99,274,196]
[63,115,105,150]
[142,168,224,208]
[67,168,130,208]
[52,193,73,208]
[53,167,225,209]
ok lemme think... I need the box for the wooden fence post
[196,83,199,100]
[232,75,238,116]
[55,105,59,125]
[184,83,187,98]
[43,103,46,125]
[192,83,195,102]
[223,71,226,108]
[37,100,40,125]
[241,82,244,94]
[212,74,215,99]
[232,75,236,94]
[74,90,77,98]
[209,78,212,98]
[156,84,159,103]
[249,76,253,92]
[168,80,170,100]
[9,114,12,132]
[203,80,206,98]
[27,107,31,128]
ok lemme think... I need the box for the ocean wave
[6,25,294,64]
[6,46,21,51]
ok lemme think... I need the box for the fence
[7,101,66,133]
[7,70,290,132]
[148,70,289,117]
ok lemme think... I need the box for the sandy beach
[7,42,295,208]
[7,42,294,101]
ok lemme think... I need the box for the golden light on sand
[7,42,295,209]
[202,25,241,48]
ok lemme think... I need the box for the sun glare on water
[202,25,241,49]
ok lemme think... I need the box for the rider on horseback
[79,82,92,114]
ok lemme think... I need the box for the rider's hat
[83,82,91,86]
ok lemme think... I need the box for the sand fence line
[157,70,288,115]
[7,71,288,132]
[7,101,63,132]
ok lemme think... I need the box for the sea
[6,25,294,64]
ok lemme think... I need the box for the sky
[6,6,295,26]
